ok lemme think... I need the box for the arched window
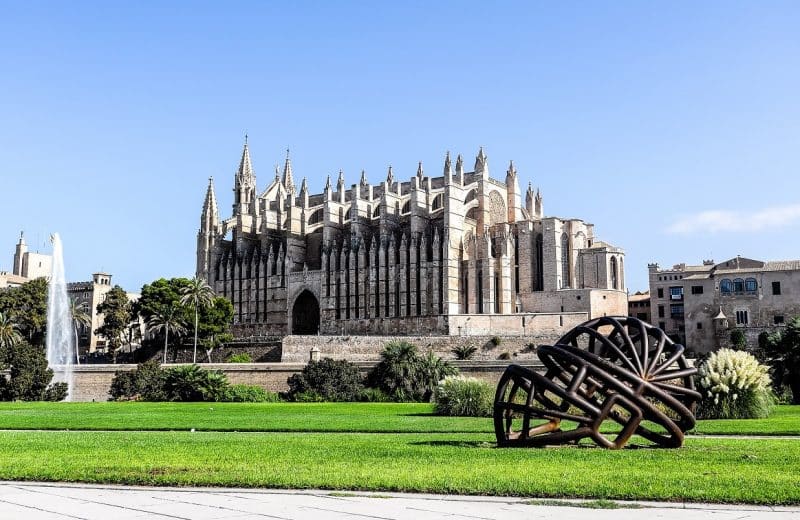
[610,256,618,290]
[431,194,443,211]
[560,233,570,288]
[373,205,380,218]
[720,279,733,294]
[733,278,745,293]
[745,278,757,293]
[344,207,353,221]
[308,208,324,225]
[401,200,411,214]
[619,257,624,290]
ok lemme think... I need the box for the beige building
[197,140,628,338]
[649,256,800,354]
[627,290,651,323]
[12,232,52,280]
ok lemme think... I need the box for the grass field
[1,402,799,435]
[0,431,797,504]
[0,402,798,504]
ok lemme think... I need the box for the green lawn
[1,402,798,504]
[0,431,797,504]
[0,402,488,432]
[1,402,799,436]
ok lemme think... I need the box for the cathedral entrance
[292,290,320,335]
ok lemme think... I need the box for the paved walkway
[0,482,798,520]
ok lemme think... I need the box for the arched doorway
[292,290,320,335]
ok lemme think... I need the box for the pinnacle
[236,138,256,185]
[282,149,295,192]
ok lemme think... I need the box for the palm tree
[69,299,91,364]
[179,277,215,364]
[0,312,22,348]
[147,304,187,364]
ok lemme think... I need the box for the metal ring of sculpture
[494,316,701,449]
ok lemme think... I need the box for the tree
[0,342,67,401]
[95,286,131,363]
[69,299,91,364]
[730,329,747,350]
[179,278,215,363]
[146,303,187,364]
[761,317,800,404]
[0,278,48,346]
[0,312,22,349]
[197,297,234,362]
[135,278,193,322]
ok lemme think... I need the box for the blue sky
[1,1,798,293]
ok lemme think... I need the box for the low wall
[281,331,568,363]
[68,361,542,402]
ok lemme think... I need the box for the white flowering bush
[433,376,494,417]
[697,348,774,419]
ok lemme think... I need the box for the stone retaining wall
[281,333,565,363]
[68,361,541,402]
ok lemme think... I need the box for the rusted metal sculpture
[494,316,700,449]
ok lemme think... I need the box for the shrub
[697,348,774,419]
[165,364,229,402]
[433,376,494,417]
[226,352,252,363]
[452,345,477,360]
[109,360,168,401]
[292,390,325,402]
[0,342,65,401]
[358,387,392,402]
[730,329,747,350]
[221,384,279,402]
[286,358,363,401]
[367,342,457,401]
[490,336,502,346]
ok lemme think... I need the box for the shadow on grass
[409,440,494,448]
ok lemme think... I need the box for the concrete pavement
[0,482,798,520]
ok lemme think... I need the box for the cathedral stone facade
[196,140,627,338]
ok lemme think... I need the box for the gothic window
[560,233,570,289]
[431,194,443,211]
[619,257,624,290]
[344,208,353,221]
[720,279,733,294]
[401,200,411,214]
[610,256,618,290]
[535,233,544,291]
[308,208,324,225]
[733,278,745,293]
[494,273,500,313]
[488,191,506,225]
[477,269,484,314]
[373,205,380,218]
[463,273,469,312]
[745,278,757,294]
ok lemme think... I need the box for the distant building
[648,256,800,353]
[12,232,52,280]
[196,140,628,338]
[627,291,651,323]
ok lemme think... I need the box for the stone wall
[69,361,542,402]
[281,333,565,363]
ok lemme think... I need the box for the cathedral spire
[416,161,424,180]
[282,148,295,193]
[386,165,394,185]
[203,176,220,223]
[525,182,534,215]
[360,169,367,186]
[474,146,488,176]
[443,151,452,177]
[236,137,256,188]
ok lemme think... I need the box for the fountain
[46,233,76,400]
